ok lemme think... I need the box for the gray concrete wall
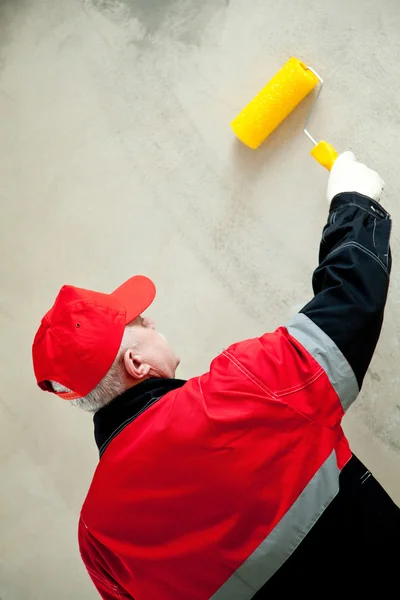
[0,0,399,597]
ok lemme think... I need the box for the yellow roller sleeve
[231,57,319,149]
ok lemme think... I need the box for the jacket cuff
[330,192,390,220]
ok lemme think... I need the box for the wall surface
[1,0,400,597]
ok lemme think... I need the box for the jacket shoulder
[208,327,319,397]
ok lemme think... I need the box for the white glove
[327,151,384,204]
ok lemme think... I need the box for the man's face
[127,316,180,379]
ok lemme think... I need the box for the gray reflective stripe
[286,312,359,411]
[211,451,339,600]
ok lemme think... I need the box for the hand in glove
[327,152,384,204]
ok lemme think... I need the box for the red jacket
[79,193,392,599]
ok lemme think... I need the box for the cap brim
[111,275,156,323]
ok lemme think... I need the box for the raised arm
[287,152,391,412]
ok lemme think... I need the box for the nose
[142,316,155,330]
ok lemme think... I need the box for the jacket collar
[93,378,186,457]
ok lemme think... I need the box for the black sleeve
[286,192,391,410]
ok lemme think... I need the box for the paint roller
[231,57,338,171]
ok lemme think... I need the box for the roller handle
[310,140,339,171]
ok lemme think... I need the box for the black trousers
[253,454,400,597]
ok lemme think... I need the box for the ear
[123,349,151,380]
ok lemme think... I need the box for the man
[32,152,399,599]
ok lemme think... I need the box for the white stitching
[276,367,323,394]
[198,375,204,399]
[383,220,391,268]
[276,368,324,397]
[372,218,377,248]
[80,515,89,529]
[223,351,276,398]
[222,351,278,400]
[99,397,160,455]
[86,566,121,591]
[328,241,389,276]
[334,200,389,220]
[99,415,138,455]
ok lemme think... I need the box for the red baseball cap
[32,276,156,400]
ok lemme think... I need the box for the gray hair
[51,327,135,413]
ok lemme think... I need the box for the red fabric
[80,327,351,599]
[32,276,155,398]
